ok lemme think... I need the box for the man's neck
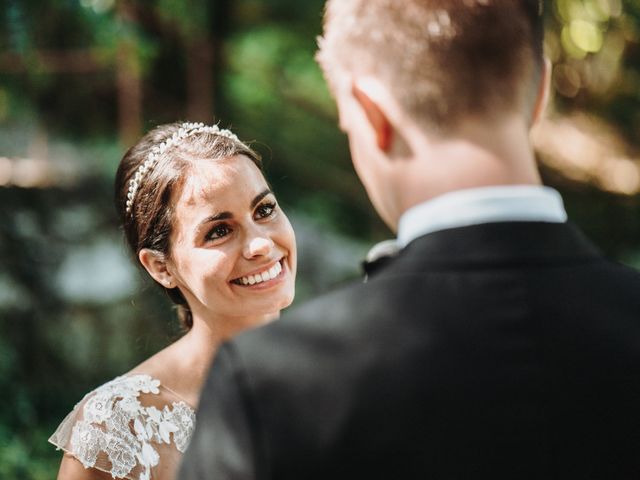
[387,114,541,231]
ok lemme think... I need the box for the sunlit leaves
[566,19,603,55]
[548,0,634,101]
[79,0,116,15]
[225,26,333,116]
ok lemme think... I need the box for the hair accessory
[125,122,240,214]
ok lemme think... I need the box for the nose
[244,235,274,259]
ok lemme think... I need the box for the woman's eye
[255,202,277,219]
[206,223,232,241]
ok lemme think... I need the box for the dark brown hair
[114,122,262,330]
[317,0,545,133]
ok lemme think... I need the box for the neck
[191,308,276,350]
[147,309,277,408]
[191,306,278,344]
[387,114,541,231]
[171,319,220,400]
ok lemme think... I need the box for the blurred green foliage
[0,0,639,478]
[547,0,640,139]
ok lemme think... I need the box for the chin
[251,311,280,328]
[265,293,294,316]
[231,285,295,327]
[263,290,295,319]
[280,286,295,309]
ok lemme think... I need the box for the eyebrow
[196,188,274,231]
[251,189,273,209]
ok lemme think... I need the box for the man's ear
[351,78,393,151]
[138,248,175,289]
[531,57,552,126]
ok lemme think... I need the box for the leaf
[159,421,179,444]
[133,418,146,438]
[141,442,160,467]
[145,422,154,440]
[159,423,171,444]
[146,406,162,422]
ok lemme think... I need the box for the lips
[231,259,284,286]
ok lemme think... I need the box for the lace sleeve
[49,375,196,480]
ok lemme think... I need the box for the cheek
[177,250,234,288]
[206,251,236,283]
[275,216,296,253]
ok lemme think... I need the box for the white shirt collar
[397,185,567,248]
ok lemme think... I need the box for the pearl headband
[125,122,240,215]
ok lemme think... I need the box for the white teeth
[236,261,283,286]
[269,265,278,278]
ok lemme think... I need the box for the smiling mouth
[231,259,284,286]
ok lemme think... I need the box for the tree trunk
[116,1,142,146]
[185,37,214,122]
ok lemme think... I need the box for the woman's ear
[138,248,175,288]
[351,78,393,152]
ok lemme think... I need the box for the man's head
[316,0,547,229]
[317,0,545,134]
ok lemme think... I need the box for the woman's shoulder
[49,373,196,480]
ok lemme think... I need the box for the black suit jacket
[180,222,640,479]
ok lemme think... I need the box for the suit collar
[397,186,567,247]
[369,222,601,278]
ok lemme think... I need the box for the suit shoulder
[229,279,377,365]
[286,279,370,321]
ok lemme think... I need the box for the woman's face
[166,154,296,331]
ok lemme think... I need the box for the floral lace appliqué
[69,375,196,480]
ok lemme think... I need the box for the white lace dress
[49,374,196,480]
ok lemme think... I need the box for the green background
[1,0,639,477]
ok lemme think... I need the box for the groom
[181,1,640,478]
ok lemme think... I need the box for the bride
[49,122,297,480]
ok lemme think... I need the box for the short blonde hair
[317,0,544,133]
